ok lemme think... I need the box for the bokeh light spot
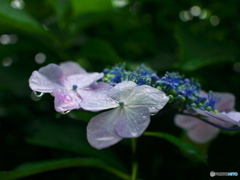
[35,53,46,64]
[2,57,13,67]
[210,15,220,26]
[190,6,201,17]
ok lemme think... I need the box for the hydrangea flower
[80,81,169,149]
[29,61,103,113]
[103,64,158,86]
[174,92,238,143]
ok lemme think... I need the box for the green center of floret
[119,102,124,107]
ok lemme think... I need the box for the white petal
[87,108,122,149]
[60,61,87,76]
[79,82,119,112]
[67,73,104,89]
[29,64,66,93]
[114,106,150,138]
[125,85,169,114]
[108,81,137,102]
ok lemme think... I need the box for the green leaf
[71,0,113,17]
[143,131,207,162]
[0,158,130,180]
[46,0,71,29]
[174,24,236,71]
[80,38,123,63]
[0,0,47,36]
[25,121,125,170]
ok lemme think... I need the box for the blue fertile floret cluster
[102,64,220,112]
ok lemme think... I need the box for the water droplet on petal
[97,137,114,141]
[61,110,71,114]
[34,91,44,97]
[142,115,147,119]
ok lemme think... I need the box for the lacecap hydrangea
[29,61,240,149]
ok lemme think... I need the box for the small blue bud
[72,85,78,90]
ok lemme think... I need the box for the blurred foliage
[1,0,240,179]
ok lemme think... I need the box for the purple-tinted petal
[108,81,137,102]
[125,85,169,114]
[52,88,82,113]
[174,114,220,143]
[67,73,104,89]
[79,82,118,112]
[115,106,150,138]
[187,122,220,143]
[87,108,122,149]
[60,61,87,76]
[174,114,200,130]
[223,111,240,123]
[193,108,240,127]
[200,91,235,112]
[215,93,235,112]
[29,64,66,93]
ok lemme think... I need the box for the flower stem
[131,161,138,180]
[131,138,138,180]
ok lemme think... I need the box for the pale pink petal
[115,106,150,138]
[67,73,103,89]
[79,82,119,112]
[174,114,220,143]
[187,122,220,143]
[223,111,240,123]
[108,81,137,102]
[174,114,200,130]
[87,108,122,149]
[193,108,240,126]
[199,91,235,112]
[53,88,82,113]
[215,93,235,112]
[125,85,169,114]
[199,90,207,96]
[60,61,87,76]
[29,64,66,93]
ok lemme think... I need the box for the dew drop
[97,136,114,141]
[61,110,71,114]
[142,115,147,119]
[34,91,44,97]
